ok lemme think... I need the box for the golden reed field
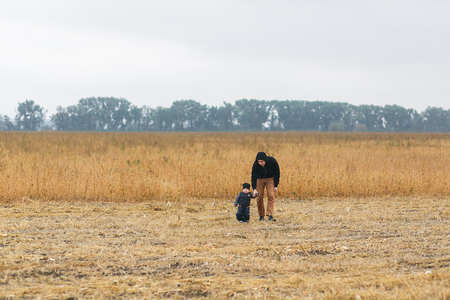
[1,131,450,201]
[1,132,450,299]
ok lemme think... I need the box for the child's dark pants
[236,206,250,222]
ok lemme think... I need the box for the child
[234,183,257,223]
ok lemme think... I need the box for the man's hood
[255,152,268,162]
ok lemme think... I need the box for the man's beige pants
[256,178,275,217]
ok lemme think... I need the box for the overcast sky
[1,0,449,118]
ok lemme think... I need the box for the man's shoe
[244,221,249,223]
[239,220,243,223]
[268,215,273,221]
[259,216,264,221]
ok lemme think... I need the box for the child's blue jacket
[234,192,256,207]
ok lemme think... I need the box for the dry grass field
[1,132,450,201]
[1,132,450,299]
[1,197,450,299]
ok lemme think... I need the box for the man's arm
[273,158,280,188]
[251,161,258,190]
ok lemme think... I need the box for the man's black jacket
[251,152,280,190]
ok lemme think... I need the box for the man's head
[255,152,267,166]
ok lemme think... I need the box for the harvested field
[1,197,450,299]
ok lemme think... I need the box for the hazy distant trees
[49,98,434,132]
[0,115,15,131]
[51,97,133,131]
[353,105,384,131]
[170,100,209,131]
[234,99,271,131]
[3,97,450,132]
[210,102,236,131]
[421,107,450,132]
[14,100,46,131]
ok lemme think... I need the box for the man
[251,152,280,221]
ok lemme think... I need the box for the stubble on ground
[1,197,450,299]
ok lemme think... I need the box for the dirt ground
[1,197,450,299]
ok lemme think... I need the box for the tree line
[2,97,450,132]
